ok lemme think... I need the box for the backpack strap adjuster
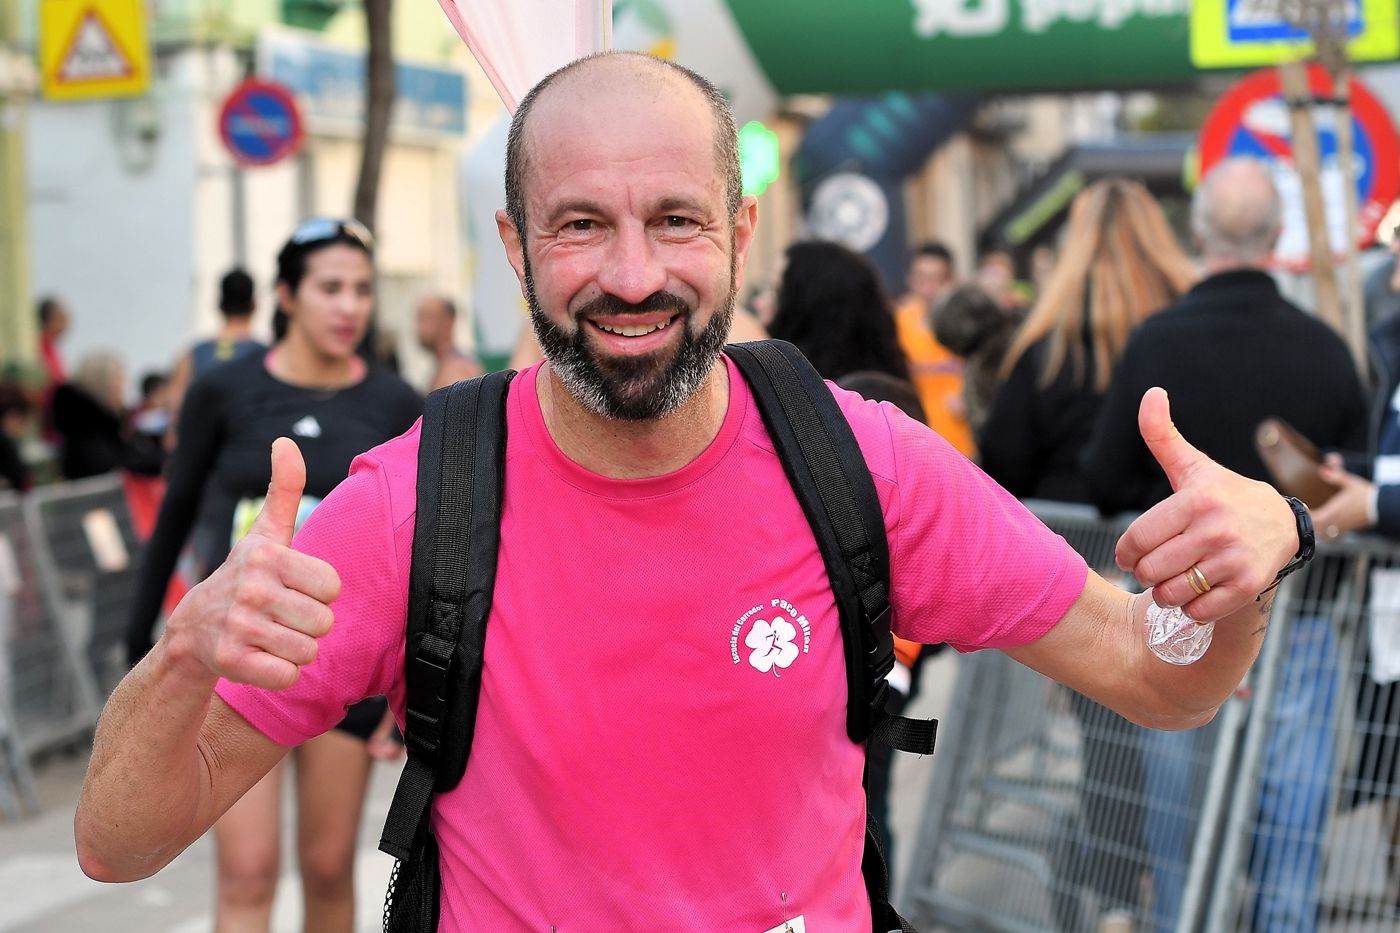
[405,631,455,758]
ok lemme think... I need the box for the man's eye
[664,216,697,228]
[566,219,594,232]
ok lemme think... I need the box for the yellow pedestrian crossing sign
[40,0,150,100]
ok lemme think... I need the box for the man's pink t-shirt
[217,356,1087,930]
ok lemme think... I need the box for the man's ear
[497,209,528,293]
[731,195,760,295]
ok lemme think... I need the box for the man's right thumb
[249,437,305,545]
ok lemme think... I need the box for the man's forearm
[74,642,220,881]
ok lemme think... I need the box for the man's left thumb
[1138,387,1208,490]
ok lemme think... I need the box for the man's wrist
[153,626,221,691]
[1258,496,1314,599]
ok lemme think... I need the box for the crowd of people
[0,48,1391,933]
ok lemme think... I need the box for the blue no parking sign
[218,79,304,167]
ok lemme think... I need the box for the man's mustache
[575,292,691,320]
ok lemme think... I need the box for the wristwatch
[1259,495,1315,598]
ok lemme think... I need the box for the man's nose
[596,222,667,304]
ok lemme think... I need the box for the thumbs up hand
[1114,388,1298,622]
[165,438,341,690]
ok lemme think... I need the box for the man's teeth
[596,318,672,337]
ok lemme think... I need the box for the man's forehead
[522,61,716,176]
[533,54,696,112]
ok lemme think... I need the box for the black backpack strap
[380,371,513,863]
[727,340,936,755]
[864,808,920,933]
[728,340,934,933]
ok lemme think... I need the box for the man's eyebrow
[653,196,708,215]
[540,199,606,227]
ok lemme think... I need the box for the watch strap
[1258,495,1314,599]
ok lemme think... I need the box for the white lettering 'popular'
[1021,0,1187,33]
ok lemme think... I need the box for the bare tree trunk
[1279,59,1345,340]
[354,0,394,233]
[1333,67,1368,374]
[1272,0,1368,375]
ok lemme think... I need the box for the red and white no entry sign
[1198,63,1400,271]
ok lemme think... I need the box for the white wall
[26,54,199,393]
[27,42,468,396]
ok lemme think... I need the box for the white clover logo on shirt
[746,617,800,675]
[730,599,813,674]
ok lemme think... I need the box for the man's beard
[525,260,735,422]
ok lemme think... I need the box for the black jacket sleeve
[977,350,1041,497]
[0,435,27,492]
[125,375,226,663]
[1081,339,1157,515]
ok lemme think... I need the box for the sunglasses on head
[288,217,376,251]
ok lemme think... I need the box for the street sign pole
[0,3,35,368]
[1279,59,1346,355]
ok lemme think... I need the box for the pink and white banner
[436,0,613,113]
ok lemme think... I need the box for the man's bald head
[1192,157,1283,268]
[503,52,742,244]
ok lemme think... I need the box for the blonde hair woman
[976,178,1197,927]
[979,178,1196,503]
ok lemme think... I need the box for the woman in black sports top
[125,218,421,932]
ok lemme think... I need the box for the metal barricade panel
[24,474,141,700]
[0,493,47,817]
[903,502,1241,933]
[904,505,1400,933]
[1209,542,1400,932]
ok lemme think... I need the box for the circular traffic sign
[807,172,890,254]
[218,79,305,168]
[1198,63,1400,270]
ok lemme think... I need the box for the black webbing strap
[727,340,934,754]
[872,710,937,757]
[863,810,918,933]
[379,371,513,862]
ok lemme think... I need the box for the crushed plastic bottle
[1143,599,1214,665]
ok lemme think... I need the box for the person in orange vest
[893,241,975,455]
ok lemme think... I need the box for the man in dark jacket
[1084,157,1367,933]
[1315,232,1400,540]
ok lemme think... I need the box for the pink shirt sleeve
[215,447,413,746]
[835,389,1089,652]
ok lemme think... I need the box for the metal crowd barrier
[0,474,143,820]
[24,473,143,698]
[0,492,42,819]
[901,500,1400,933]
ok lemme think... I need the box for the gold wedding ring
[1186,564,1212,597]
